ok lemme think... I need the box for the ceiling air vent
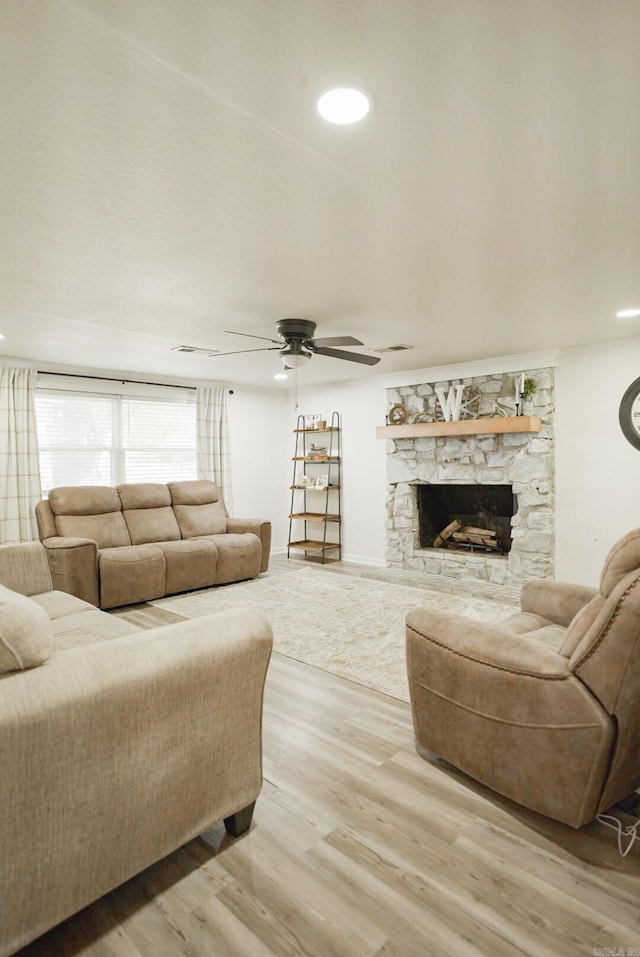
[374,344,414,354]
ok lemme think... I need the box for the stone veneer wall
[385,367,555,586]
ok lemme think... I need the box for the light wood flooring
[17,558,640,957]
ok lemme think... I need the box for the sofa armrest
[0,608,273,957]
[41,536,99,607]
[227,518,271,573]
[520,579,598,627]
[0,541,52,596]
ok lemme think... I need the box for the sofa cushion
[31,589,97,620]
[169,480,228,538]
[51,609,141,650]
[29,589,141,649]
[99,545,166,609]
[496,611,567,651]
[49,486,130,549]
[49,486,122,516]
[0,584,56,673]
[205,533,261,584]
[157,539,218,594]
[117,483,171,510]
[118,483,181,545]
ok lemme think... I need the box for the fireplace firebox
[417,483,516,554]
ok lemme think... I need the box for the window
[35,389,197,495]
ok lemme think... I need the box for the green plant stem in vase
[522,377,537,413]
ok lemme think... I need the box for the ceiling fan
[174,319,380,368]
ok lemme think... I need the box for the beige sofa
[406,528,640,828]
[35,479,271,608]
[0,540,272,957]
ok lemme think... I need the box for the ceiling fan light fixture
[281,349,311,369]
[317,88,370,125]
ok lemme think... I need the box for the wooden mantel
[376,415,542,439]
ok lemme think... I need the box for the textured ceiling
[1,0,640,389]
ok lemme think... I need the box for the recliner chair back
[563,529,640,812]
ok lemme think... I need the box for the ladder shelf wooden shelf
[287,411,341,563]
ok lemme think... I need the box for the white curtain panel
[196,387,233,512]
[0,367,42,542]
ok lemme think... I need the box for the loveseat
[35,479,271,608]
[406,528,640,828]
[0,540,273,957]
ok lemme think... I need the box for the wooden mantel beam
[376,415,542,439]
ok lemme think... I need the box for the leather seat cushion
[204,533,261,584]
[157,539,218,594]
[99,545,165,609]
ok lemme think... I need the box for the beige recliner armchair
[406,529,640,828]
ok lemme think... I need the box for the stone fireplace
[383,367,555,586]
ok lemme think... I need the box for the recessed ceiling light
[616,308,640,318]
[0,334,5,340]
[317,88,370,125]
[274,373,288,380]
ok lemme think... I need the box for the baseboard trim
[341,554,386,567]
[270,547,385,567]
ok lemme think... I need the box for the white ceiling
[2,0,640,390]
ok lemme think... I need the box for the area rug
[151,568,515,701]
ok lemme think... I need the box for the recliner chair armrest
[0,608,273,956]
[406,607,570,679]
[520,579,598,627]
[226,518,271,573]
[41,536,99,607]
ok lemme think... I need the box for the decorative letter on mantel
[435,384,464,421]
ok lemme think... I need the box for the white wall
[555,334,640,584]
[295,378,388,564]
[227,386,291,551]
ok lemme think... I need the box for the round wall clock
[619,376,640,450]
[388,404,408,425]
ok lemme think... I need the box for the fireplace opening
[417,484,516,554]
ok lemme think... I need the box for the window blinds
[35,390,197,495]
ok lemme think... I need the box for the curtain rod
[38,370,201,391]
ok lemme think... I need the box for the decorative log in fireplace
[417,484,516,554]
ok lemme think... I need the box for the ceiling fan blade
[310,335,364,348]
[314,346,381,365]
[225,329,281,344]
[207,346,281,357]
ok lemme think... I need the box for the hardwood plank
[305,830,529,957]
[217,826,387,957]
[458,819,640,927]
